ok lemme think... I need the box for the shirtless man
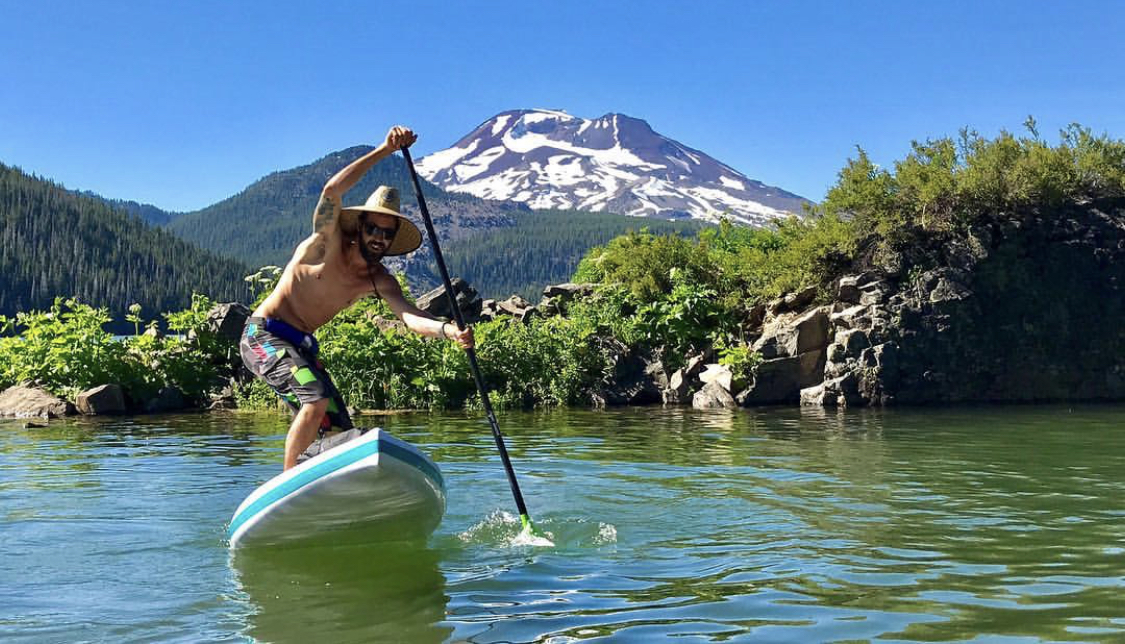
[239,126,473,470]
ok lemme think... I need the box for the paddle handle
[401,147,532,521]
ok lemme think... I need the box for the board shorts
[239,316,354,437]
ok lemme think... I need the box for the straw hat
[340,186,423,256]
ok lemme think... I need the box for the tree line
[0,163,250,331]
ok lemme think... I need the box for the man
[240,126,473,470]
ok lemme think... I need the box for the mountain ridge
[417,108,810,225]
[165,146,526,286]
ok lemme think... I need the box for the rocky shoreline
[4,197,1123,420]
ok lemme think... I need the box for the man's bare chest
[291,266,373,311]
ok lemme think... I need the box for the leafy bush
[0,299,133,399]
[822,121,1125,244]
[574,229,718,302]
[715,338,760,392]
[473,314,609,408]
[305,293,614,411]
[0,295,227,403]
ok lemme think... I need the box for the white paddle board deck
[228,428,445,548]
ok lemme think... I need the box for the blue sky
[2,1,1123,212]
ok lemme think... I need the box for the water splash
[593,522,618,546]
[511,528,556,548]
[458,510,537,546]
[457,510,616,549]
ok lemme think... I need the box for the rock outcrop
[207,302,251,344]
[415,278,483,323]
[0,386,75,418]
[76,384,126,415]
[789,198,1125,406]
[693,381,737,409]
[591,340,664,406]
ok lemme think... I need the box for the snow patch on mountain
[417,109,809,225]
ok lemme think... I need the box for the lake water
[2,405,1124,643]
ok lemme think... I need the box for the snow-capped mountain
[417,109,809,225]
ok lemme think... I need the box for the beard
[359,241,387,263]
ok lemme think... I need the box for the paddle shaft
[400,147,532,521]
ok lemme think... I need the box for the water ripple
[2,405,1124,642]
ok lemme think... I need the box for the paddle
[400,146,549,543]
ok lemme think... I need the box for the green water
[2,405,1124,643]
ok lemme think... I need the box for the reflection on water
[1,405,1124,642]
[232,542,449,643]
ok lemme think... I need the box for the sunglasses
[361,220,398,239]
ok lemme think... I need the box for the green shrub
[0,295,226,403]
[716,338,761,392]
[574,229,718,302]
[0,299,133,399]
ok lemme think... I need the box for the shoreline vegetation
[3,122,1125,419]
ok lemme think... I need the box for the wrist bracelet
[440,323,448,339]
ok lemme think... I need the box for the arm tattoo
[313,194,338,233]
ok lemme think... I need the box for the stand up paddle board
[228,428,445,548]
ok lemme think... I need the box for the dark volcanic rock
[415,278,483,324]
[542,283,596,301]
[207,303,252,343]
[76,384,126,415]
[145,387,187,414]
[796,197,1125,407]
[740,349,827,405]
[592,340,663,406]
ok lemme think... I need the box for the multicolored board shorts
[239,316,353,436]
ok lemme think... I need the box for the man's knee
[295,398,330,421]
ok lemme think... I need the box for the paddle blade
[516,513,555,547]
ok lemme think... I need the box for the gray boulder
[415,278,483,323]
[829,304,870,329]
[753,306,831,359]
[542,283,596,301]
[745,303,768,331]
[76,384,126,415]
[594,340,663,406]
[498,295,532,316]
[836,329,871,359]
[800,373,860,407]
[663,353,710,404]
[768,285,818,315]
[739,349,827,405]
[207,303,252,343]
[692,381,737,409]
[862,342,900,380]
[496,295,540,323]
[665,369,692,404]
[698,364,734,392]
[837,275,863,304]
[859,281,890,306]
[208,378,238,410]
[479,299,500,321]
[0,386,75,419]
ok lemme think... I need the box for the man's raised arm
[315,125,417,233]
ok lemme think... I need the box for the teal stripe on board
[227,434,442,541]
[381,440,444,488]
